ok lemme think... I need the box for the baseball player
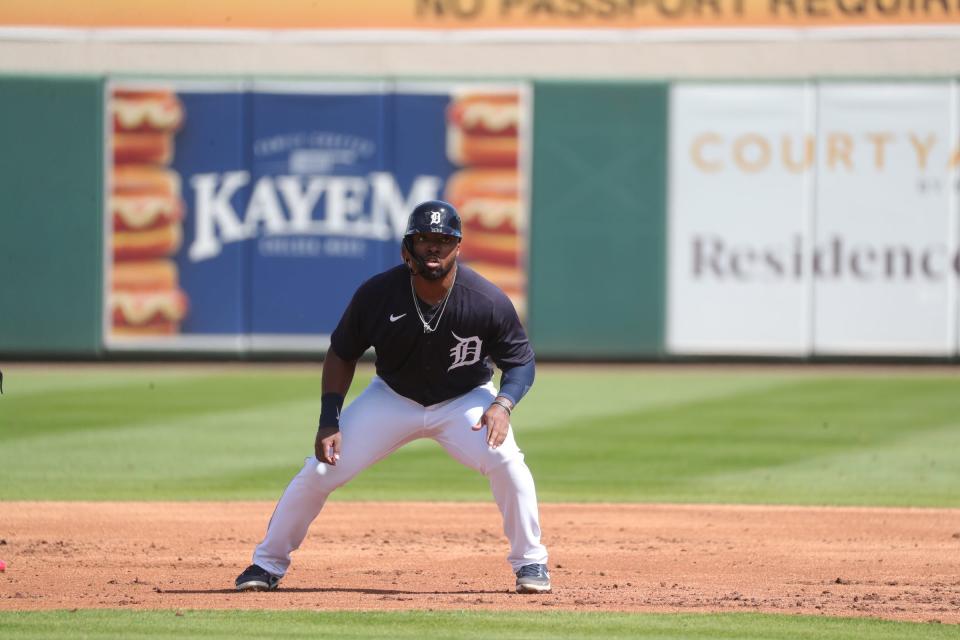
[235,200,550,594]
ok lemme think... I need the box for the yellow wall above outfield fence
[3,0,960,30]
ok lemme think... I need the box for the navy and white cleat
[515,563,551,594]
[235,564,280,592]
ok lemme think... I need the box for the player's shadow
[164,587,510,595]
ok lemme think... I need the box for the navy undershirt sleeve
[498,359,535,406]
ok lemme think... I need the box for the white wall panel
[669,83,813,355]
[813,83,955,356]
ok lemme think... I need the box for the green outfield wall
[529,81,668,358]
[8,75,953,360]
[0,75,671,359]
[0,75,104,356]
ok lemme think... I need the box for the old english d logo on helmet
[404,200,463,239]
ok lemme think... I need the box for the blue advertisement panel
[247,85,393,344]
[176,87,249,341]
[104,81,530,353]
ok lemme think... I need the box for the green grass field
[1,365,958,505]
[1,610,955,640]
[1,364,958,638]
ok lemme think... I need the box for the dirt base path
[1,502,958,623]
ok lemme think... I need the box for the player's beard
[419,257,454,281]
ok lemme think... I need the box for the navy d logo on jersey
[448,332,482,371]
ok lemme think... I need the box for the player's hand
[315,426,341,466]
[473,402,511,448]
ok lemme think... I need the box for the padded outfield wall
[667,81,960,358]
[0,75,669,359]
[2,75,960,359]
[0,76,104,356]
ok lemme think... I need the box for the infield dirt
[1,502,958,623]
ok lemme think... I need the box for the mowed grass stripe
[0,402,317,500]
[524,377,960,504]
[516,371,797,432]
[0,610,955,640]
[1,369,221,398]
[0,368,782,501]
[692,421,960,506]
[0,371,336,442]
[344,375,960,505]
[1,368,958,505]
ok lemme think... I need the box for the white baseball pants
[251,376,548,576]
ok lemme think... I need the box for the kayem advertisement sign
[668,81,960,357]
[104,81,529,352]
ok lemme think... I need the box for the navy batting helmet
[404,200,462,239]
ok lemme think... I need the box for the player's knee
[312,457,355,491]
[482,449,525,478]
